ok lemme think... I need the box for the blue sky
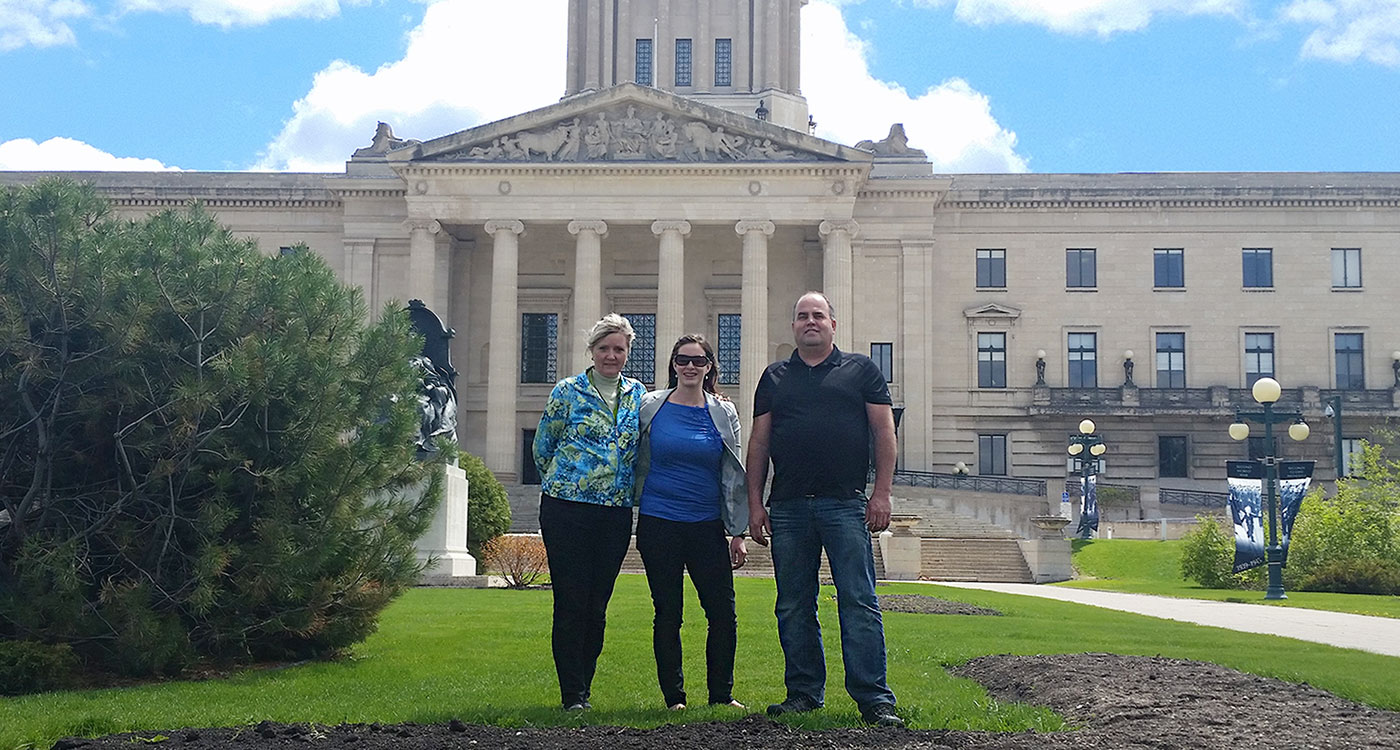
[1,0,1397,174]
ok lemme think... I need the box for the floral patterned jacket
[532,369,646,507]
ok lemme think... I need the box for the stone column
[652,220,691,385]
[406,218,441,310]
[568,220,607,374]
[343,238,376,316]
[485,219,524,479]
[819,219,858,352]
[737,220,775,436]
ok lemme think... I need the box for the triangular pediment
[963,303,1023,320]
[390,83,869,166]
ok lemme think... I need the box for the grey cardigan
[635,388,748,537]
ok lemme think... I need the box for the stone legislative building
[7,0,1400,519]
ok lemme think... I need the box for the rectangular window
[1247,436,1275,462]
[1159,435,1189,478]
[520,313,558,384]
[1341,437,1364,478]
[976,332,1007,388]
[1244,333,1275,387]
[622,313,656,383]
[717,313,741,385]
[1335,332,1365,390]
[714,38,733,86]
[977,333,1007,388]
[1066,248,1096,288]
[522,430,540,485]
[635,39,653,86]
[1154,248,1184,288]
[674,38,692,86]
[871,342,893,383]
[1242,248,1273,288]
[1332,248,1362,288]
[978,434,1007,476]
[1155,332,1186,388]
[1068,333,1097,388]
[976,249,1006,288]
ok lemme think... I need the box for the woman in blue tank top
[634,334,748,711]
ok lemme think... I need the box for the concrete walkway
[925,581,1400,658]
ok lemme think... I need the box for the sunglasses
[672,354,711,367]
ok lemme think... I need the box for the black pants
[538,494,634,707]
[635,513,737,707]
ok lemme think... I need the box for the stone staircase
[502,484,1035,583]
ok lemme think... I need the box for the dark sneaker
[563,700,591,711]
[766,695,821,717]
[860,702,904,727]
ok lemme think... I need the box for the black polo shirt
[753,346,892,502]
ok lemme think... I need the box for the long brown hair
[666,334,720,395]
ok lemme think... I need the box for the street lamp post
[1323,395,1343,483]
[1229,377,1310,600]
[1067,419,1107,539]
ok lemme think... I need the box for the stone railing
[1159,487,1229,508]
[891,469,1046,497]
[1034,384,1398,415]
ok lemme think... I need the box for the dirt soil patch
[879,594,1002,617]
[52,653,1400,750]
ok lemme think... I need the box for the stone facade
[4,3,1398,508]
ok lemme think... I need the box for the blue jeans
[768,496,895,710]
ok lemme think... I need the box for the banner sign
[1226,461,1265,573]
[1076,473,1099,537]
[1278,460,1315,566]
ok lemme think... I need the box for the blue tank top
[639,400,723,522]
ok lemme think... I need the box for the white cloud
[254,0,566,171]
[803,1,1027,172]
[0,136,180,170]
[1282,0,1400,67]
[0,0,91,51]
[259,0,1027,173]
[913,0,1246,36]
[116,0,358,27]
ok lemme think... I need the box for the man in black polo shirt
[745,291,901,727]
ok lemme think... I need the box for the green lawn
[1061,539,1400,618]
[5,574,1400,749]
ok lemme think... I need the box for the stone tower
[564,0,810,131]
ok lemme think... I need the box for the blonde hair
[587,312,635,349]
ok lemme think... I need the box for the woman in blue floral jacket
[532,313,646,711]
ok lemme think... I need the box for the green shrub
[0,640,79,696]
[461,451,511,558]
[0,179,438,678]
[1299,558,1400,595]
[1096,485,1137,508]
[1179,515,1248,589]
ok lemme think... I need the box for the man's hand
[729,536,748,569]
[748,506,771,546]
[865,490,892,533]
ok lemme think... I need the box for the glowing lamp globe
[1079,419,1096,435]
[1252,377,1282,404]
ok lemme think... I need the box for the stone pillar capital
[484,219,525,236]
[404,218,442,235]
[818,219,859,239]
[735,219,775,237]
[651,220,692,237]
[567,219,609,238]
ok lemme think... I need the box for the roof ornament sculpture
[352,122,422,158]
[856,123,927,158]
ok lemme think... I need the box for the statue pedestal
[878,515,924,580]
[1018,516,1072,583]
[416,464,477,578]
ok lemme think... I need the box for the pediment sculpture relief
[352,122,422,158]
[436,104,821,163]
